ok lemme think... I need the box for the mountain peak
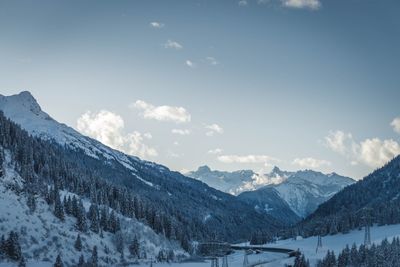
[0,91,43,117]
[271,166,281,173]
[17,90,35,99]
[197,165,211,172]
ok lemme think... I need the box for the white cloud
[238,0,248,6]
[185,60,195,68]
[171,129,191,135]
[168,151,183,158]
[218,154,278,166]
[391,117,400,134]
[281,0,321,10]
[292,157,331,169]
[206,57,218,66]
[164,40,183,50]
[359,138,400,168]
[325,130,354,154]
[132,100,191,123]
[257,0,270,4]
[77,110,157,159]
[205,123,224,136]
[149,21,165,29]
[208,148,223,154]
[173,141,179,146]
[143,132,152,139]
[325,130,400,169]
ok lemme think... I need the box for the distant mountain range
[188,165,355,223]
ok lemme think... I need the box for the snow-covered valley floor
[3,223,400,266]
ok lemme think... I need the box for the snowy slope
[271,170,354,217]
[0,148,185,266]
[267,224,400,266]
[0,91,164,176]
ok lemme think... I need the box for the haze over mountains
[188,165,354,222]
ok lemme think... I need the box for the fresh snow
[0,91,164,189]
[0,148,186,266]
[5,222,400,267]
[190,165,354,218]
[265,223,400,266]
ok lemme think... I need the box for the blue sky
[1,0,400,179]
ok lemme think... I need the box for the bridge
[230,245,299,257]
[197,242,299,267]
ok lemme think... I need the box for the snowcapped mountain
[188,165,354,221]
[269,169,354,218]
[0,91,280,251]
[0,91,153,173]
[187,165,289,195]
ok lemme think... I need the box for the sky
[0,0,400,179]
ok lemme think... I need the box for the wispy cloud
[292,157,331,169]
[77,110,157,159]
[164,40,183,50]
[171,129,191,135]
[149,21,165,29]
[391,117,400,134]
[281,0,321,10]
[132,100,191,123]
[208,148,223,154]
[205,123,224,136]
[206,56,219,66]
[185,60,195,68]
[218,154,279,166]
[238,0,248,6]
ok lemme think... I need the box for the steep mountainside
[268,170,354,218]
[298,155,400,237]
[0,148,184,266]
[238,187,301,225]
[0,91,280,246]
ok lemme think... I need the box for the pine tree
[76,200,87,232]
[53,254,63,267]
[26,192,36,212]
[77,254,85,267]
[91,245,98,267]
[54,190,65,221]
[100,206,108,231]
[0,235,6,255]
[129,236,140,258]
[114,231,124,254]
[6,231,22,261]
[109,211,120,233]
[89,204,100,233]
[18,256,26,267]
[74,234,82,251]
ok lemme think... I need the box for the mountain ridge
[188,165,355,220]
[0,91,282,246]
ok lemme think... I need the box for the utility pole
[211,258,219,267]
[222,255,228,267]
[316,235,322,253]
[243,252,249,267]
[363,208,372,247]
